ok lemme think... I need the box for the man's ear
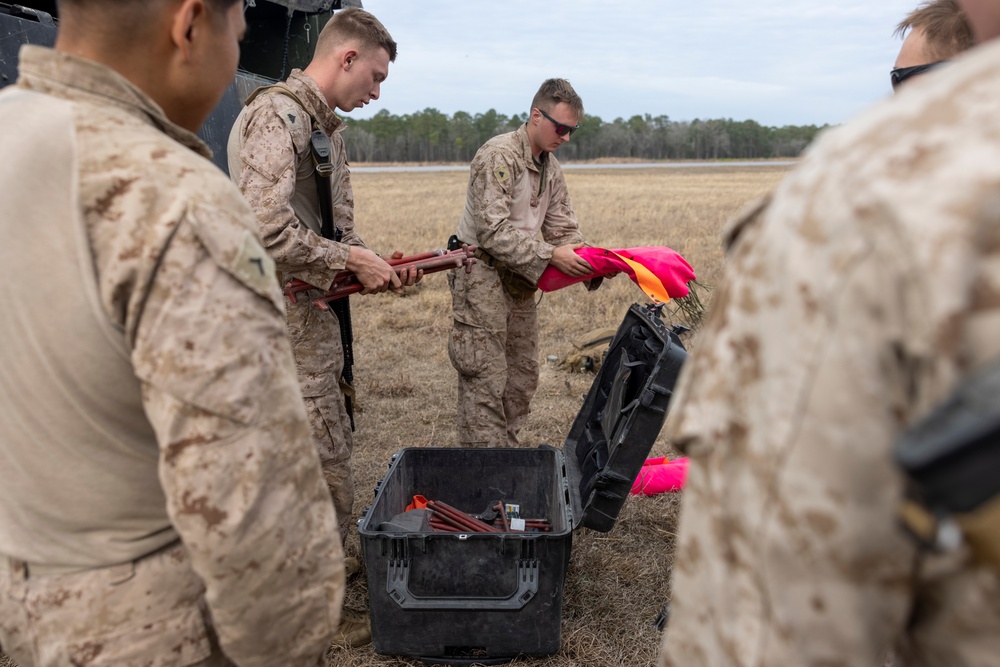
[341,48,359,71]
[170,0,207,61]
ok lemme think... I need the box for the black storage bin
[359,303,687,664]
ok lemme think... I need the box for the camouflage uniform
[228,70,362,541]
[450,124,584,447]
[0,47,343,666]
[658,41,1000,667]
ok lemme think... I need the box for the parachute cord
[279,9,293,81]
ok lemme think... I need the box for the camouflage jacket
[0,46,343,666]
[456,124,584,283]
[659,40,1000,667]
[228,69,363,395]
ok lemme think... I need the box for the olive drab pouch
[496,264,538,300]
[558,326,619,374]
[465,243,538,300]
[894,357,1000,572]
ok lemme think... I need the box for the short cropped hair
[895,0,975,60]
[315,7,397,62]
[55,0,239,37]
[531,78,584,119]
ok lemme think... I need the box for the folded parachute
[630,457,689,496]
[537,246,695,303]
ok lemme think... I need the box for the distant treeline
[342,108,829,163]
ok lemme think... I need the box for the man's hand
[550,243,593,277]
[389,250,424,289]
[346,247,401,295]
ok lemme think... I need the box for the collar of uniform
[285,69,345,136]
[515,123,548,174]
[15,45,211,159]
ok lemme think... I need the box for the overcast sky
[343,1,924,127]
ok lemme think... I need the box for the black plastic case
[358,303,687,664]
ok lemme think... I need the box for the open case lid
[561,303,687,532]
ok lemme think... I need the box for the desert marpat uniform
[0,47,344,667]
[659,40,1000,667]
[450,124,584,447]
[228,70,362,541]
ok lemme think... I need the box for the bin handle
[386,559,539,610]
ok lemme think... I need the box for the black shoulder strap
[310,130,337,241]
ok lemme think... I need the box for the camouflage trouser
[284,294,353,543]
[0,542,236,667]
[448,262,539,448]
[304,393,354,543]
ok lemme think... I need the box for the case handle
[386,559,539,610]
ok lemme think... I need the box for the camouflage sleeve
[234,102,351,290]
[660,188,920,665]
[539,161,584,248]
[661,158,1000,665]
[131,199,343,667]
[472,151,554,280]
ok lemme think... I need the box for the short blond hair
[895,0,975,60]
[530,78,584,118]
[315,7,397,62]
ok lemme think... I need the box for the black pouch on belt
[894,357,1000,571]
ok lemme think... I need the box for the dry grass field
[0,163,792,667]
[331,163,791,667]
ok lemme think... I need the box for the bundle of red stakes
[426,500,500,533]
[283,245,478,309]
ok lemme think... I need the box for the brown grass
[0,164,790,667]
[333,164,789,667]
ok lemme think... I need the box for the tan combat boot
[343,556,361,579]
[330,607,371,648]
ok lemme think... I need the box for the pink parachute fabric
[630,457,689,496]
[537,246,696,303]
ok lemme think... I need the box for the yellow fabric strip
[613,252,671,304]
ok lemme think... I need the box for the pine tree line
[343,109,827,163]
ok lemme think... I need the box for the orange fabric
[405,495,428,511]
[613,252,673,304]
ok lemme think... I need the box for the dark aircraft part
[1,0,361,174]
[1,3,56,89]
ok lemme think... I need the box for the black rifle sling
[310,131,356,432]
[245,85,356,431]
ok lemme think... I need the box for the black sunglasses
[536,108,580,137]
[890,61,946,90]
